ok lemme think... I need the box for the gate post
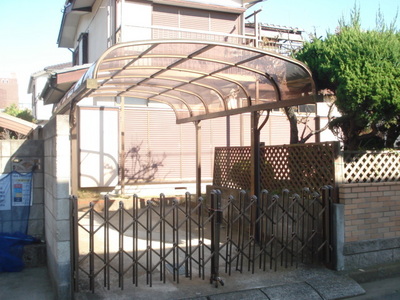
[210,190,224,287]
[69,195,79,292]
[322,186,334,267]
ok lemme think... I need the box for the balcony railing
[115,24,299,55]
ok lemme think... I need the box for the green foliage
[3,104,35,123]
[295,5,400,150]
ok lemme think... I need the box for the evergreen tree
[295,6,400,150]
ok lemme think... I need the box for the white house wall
[121,1,152,41]
[35,99,53,121]
[34,76,53,121]
[79,106,119,188]
[73,0,110,64]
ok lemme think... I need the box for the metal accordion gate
[70,187,333,293]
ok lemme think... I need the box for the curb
[342,261,400,284]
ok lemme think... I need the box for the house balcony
[115,24,295,55]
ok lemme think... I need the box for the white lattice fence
[344,150,400,183]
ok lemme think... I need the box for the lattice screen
[344,150,400,183]
[213,142,337,193]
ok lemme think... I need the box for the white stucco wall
[79,106,119,188]
[74,0,110,63]
[121,1,152,42]
[32,75,53,121]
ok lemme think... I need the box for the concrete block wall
[338,182,400,269]
[42,115,71,299]
[0,139,44,239]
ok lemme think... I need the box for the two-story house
[33,0,320,197]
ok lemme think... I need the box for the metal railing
[116,24,298,55]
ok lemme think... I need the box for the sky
[251,0,399,37]
[0,0,399,107]
[0,0,71,107]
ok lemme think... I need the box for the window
[298,104,316,113]
[73,33,89,66]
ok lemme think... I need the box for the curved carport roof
[55,40,315,122]
[56,40,316,198]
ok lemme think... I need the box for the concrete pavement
[347,277,400,300]
[1,262,400,300]
[73,264,365,300]
[0,266,55,300]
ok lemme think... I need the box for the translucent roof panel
[54,40,316,123]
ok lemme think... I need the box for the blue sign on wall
[0,171,33,211]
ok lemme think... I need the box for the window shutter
[210,11,239,34]
[180,7,209,31]
[153,4,241,39]
[153,4,179,27]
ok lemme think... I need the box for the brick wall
[338,182,400,269]
[339,182,400,243]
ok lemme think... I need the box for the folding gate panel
[71,187,333,293]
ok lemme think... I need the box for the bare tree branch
[298,103,335,143]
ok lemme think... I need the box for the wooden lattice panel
[344,150,400,183]
[214,142,337,193]
[213,147,252,190]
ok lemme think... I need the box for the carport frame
[54,40,316,200]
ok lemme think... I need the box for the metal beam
[176,95,314,124]
[195,121,202,200]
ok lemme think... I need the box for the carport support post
[250,82,261,201]
[195,121,202,200]
[251,80,261,241]
[250,111,260,198]
[120,96,125,194]
[250,110,260,238]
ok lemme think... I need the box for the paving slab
[345,277,400,300]
[306,272,365,300]
[209,289,268,300]
[261,282,323,300]
[73,263,368,300]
